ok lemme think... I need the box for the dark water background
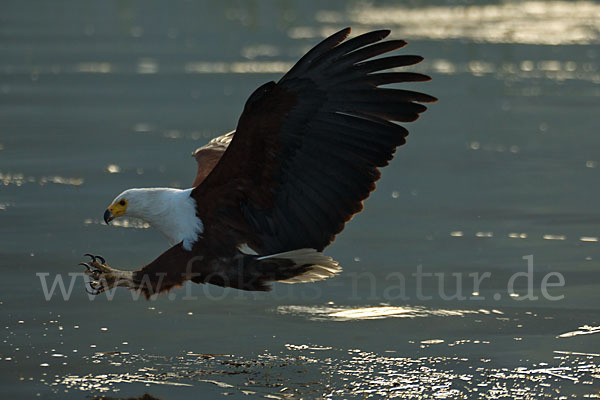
[1,0,600,398]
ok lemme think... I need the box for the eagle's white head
[104,187,203,250]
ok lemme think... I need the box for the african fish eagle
[81,27,437,298]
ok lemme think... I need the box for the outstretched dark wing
[191,131,234,187]
[192,27,436,254]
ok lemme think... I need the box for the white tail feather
[257,248,342,284]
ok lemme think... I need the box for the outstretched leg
[80,254,135,295]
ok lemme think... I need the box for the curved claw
[80,263,101,280]
[79,262,92,271]
[86,281,100,295]
[79,254,126,296]
[83,253,106,265]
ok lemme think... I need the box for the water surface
[1,1,599,398]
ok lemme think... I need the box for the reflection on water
[45,344,600,399]
[84,218,150,229]
[76,62,112,74]
[558,325,600,338]
[4,302,600,399]
[426,58,600,85]
[185,61,294,74]
[54,351,328,397]
[276,305,502,321]
[307,1,600,45]
[62,369,193,392]
[448,230,599,244]
[5,58,599,86]
[106,164,121,174]
[0,172,84,187]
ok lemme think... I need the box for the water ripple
[0,172,83,187]
[307,1,600,45]
[275,305,500,321]
[46,347,600,399]
[558,325,600,338]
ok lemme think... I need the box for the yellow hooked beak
[104,200,127,224]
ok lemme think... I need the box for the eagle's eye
[119,199,126,206]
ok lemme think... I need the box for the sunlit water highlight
[307,1,600,45]
[276,305,491,321]
[42,345,600,399]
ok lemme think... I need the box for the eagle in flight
[81,27,436,298]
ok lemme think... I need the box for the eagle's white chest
[130,188,203,251]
